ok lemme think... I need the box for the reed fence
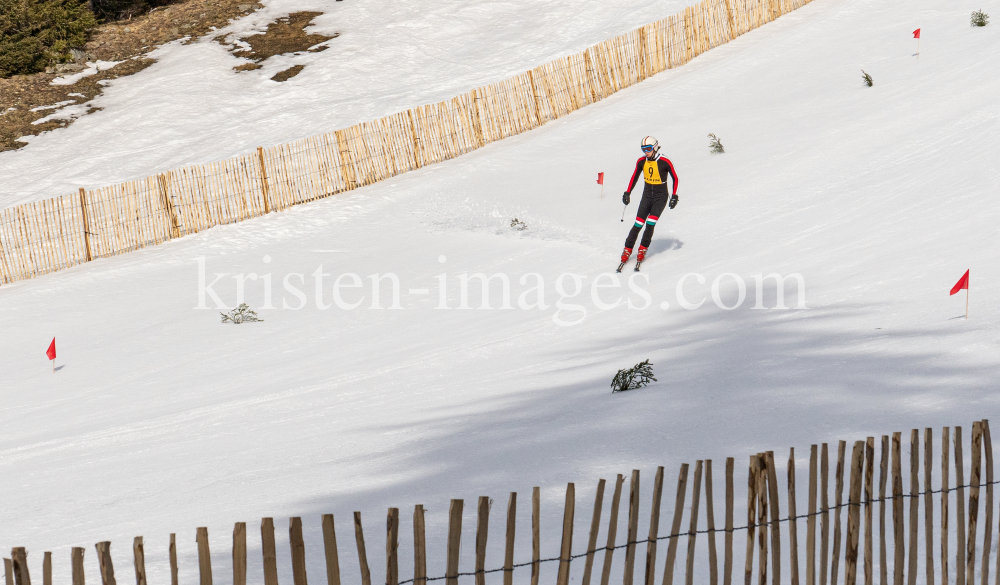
[4,420,997,585]
[1,0,814,285]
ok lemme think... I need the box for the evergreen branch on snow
[611,359,657,393]
[221,303,264,324]
[510,218,528,231]
[861,70,873,87]
[971,10,989,26]
[708,133,725,154]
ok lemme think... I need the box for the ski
[633,260,643,272]
[616,261,627,273]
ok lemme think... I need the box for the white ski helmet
[640,136,660,158]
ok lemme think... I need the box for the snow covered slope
[1,0,999,583]
[0,0,693,208]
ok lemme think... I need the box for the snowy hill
[0,0,691,208]
[1,0,1000,583]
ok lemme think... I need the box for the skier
[618,136,679,272]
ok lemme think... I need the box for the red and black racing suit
[624,155,678,249]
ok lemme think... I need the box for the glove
[622,191,631,205]
[668,194,679,209]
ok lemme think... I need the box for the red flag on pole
[46,338,57,360]
[596,172,604,185]
[913,28,921,38]
[950,270,969,295]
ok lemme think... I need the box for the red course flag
[913,28,921,38]
[46,337,57,360]
[596,172,605,185]
[950,270,969,295]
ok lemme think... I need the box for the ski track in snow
[1,0,1000,583]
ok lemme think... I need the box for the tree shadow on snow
[267,300,1000,585]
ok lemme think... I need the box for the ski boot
[634,246,648,271]
[616,247,633,273]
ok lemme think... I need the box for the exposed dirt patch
[0,58,155,152]
[230,11,335,64]
[270,64,305,82]
[0,0,273,151]
[85,0,264,62]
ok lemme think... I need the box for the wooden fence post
[256,147,273,214]
[5,559,13,585]
[892,432,904,585]
[290,517,309,585]
[765,452,782,585]
[72,549,85,585]
[470,89,486,148]
[981,420,993,585]
[168,535,178,585]
[706,460,720,585]
[725,457,735,585]
[789,449,801,585]
[756,454,768,585]
[833,441,847,585]
[475,498,490,585]
[78,188,93,261]
[412,507,426,585]
[133,537,147,585]
[924,429,935,585]
[723,0,738,40]
[745,456,759,585]
[262,518,279,585]
[821,444,830,585]
[601,475,625,585]
[196,528,212,585]
[908,430,919,585]
[645,467,665,585]
[505,494,518,585]
[387,508,399,585]
[967,422,983,585]
[42,553,50,585]
[879,436,889,585]
[665,463,691,585]
[864,438,875,585]
[233,523,247,585]
[354,513,373,585]
[582,482,606,585]
[624,470,641,585]
[95,542,116,585]
[334,130,358,190]
[956,426,967,585]
[557,484,576,585]
[845,441,865,585]
[446,500,464,585]
[942,428,951,585]
[11,548,29,585]
[808,446,818,585]
[532,487,541,585]
[686,461,704,585]
[156,174,180,238]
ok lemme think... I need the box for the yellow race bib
[643,160,662,185]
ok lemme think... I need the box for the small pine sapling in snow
[510,218,528,231]
[611,359,657,393]
[861,70,873,87]
[971,10,989,26]
[708,133,725,154]
[221,303,264,324]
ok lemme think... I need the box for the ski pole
[620,205,627,222]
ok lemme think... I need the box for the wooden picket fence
[0,0,814,285]
[2,420,997,585]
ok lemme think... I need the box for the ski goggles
[641,145,656,153]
